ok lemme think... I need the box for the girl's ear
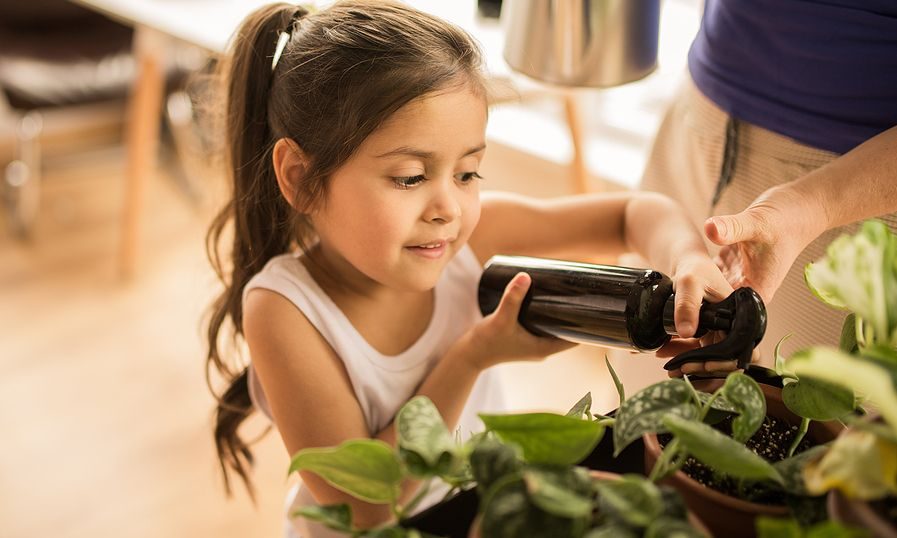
[272,138,311,211]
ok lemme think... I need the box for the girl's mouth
[406,240,448,259]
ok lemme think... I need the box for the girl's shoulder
[242,251,310,303]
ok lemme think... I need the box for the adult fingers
[704,213,761,246]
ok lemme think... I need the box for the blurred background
[0,0,701,536]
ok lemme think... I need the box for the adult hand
[704,184,825,304]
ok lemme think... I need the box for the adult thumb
[704,213,759,246]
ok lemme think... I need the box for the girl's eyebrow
[375,144,486,159]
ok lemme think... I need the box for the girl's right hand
[466,272,575,370]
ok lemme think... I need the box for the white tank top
[242,245,507,538]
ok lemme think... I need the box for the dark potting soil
[658,414,812,506]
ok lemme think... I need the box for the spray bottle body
[478,256,676,352]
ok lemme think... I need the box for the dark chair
[0,0,135,236]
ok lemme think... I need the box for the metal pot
[502,0,660,87]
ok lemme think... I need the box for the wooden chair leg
[121,27,165,279]
[563,92,591,194]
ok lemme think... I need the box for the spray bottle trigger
[662,287,767,371]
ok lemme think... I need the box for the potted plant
[781,220,897,537]
[286,391,708,537]
[611,367,850,538]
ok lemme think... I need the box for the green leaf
[755,516,802,538]
[289,439,402,504]
[480,475,587,538]
[613,379,698,456]
[721,372,766,442]
[644,517,706,538]
[469,436,521,493]
[397,396,456,475]
[782,377,855,421]
[479,412,604,466]
[565,392,593,420]
[772,445,828,495]
[291,504,353,532]
[594,474,664,528]
[586,525,639,538]
[662,415,784,484]
[805,520,873,538]
[361,527,425,538]
[788,347,897,434]
[804,220,897,349]
[658,485,687,519]
[523,467,593,519]
[803,429,897,499]
[839,313,859,354]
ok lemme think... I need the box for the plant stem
[787,417,810,458]
[649,437,681,483]
[698,391,720,422]
[682,375,704,409]
[596,417,616,428]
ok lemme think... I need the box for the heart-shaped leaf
[397,396,457,476]
[613,379,698,455]
[480,412,604,466]
[289,439,402,504]
[565,392,593,420]
[782,377,855,421]
[662,415,783,484]
[789,347,897,433]
[721,372,766,443]
[594,474,664,528]
[291,504,353,532]
[523,467,593,519]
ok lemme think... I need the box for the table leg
[121,26,165,279]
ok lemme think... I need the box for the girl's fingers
[679,360,738,376]
[494,272,530,322]
[655,337,701,358]
[674,277,702,338]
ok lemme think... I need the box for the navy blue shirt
[689,0,897,154]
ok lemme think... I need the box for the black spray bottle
[478,255,767,370]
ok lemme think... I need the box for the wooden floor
[0,139,666,538]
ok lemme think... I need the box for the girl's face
[309,84,487,292]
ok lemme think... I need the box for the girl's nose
[424,180,462,223]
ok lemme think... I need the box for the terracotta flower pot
[643,379,844,538]
[828,490,897,538]
[467,470,711,537]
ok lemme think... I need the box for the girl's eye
[392,175,426,189]
[456,171,484,183]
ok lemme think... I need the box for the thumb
[704,213,759,246]
[493,272,531,321]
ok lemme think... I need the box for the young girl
[205,2,734,536]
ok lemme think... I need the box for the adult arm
[706,125,897,303]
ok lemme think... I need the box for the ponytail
[205,3,303,500]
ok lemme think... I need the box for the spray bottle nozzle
[661,287,767,371]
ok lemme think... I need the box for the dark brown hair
[205,0,487,499]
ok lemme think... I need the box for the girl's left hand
[668,252,734,339]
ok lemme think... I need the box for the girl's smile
[405,238,454,259]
